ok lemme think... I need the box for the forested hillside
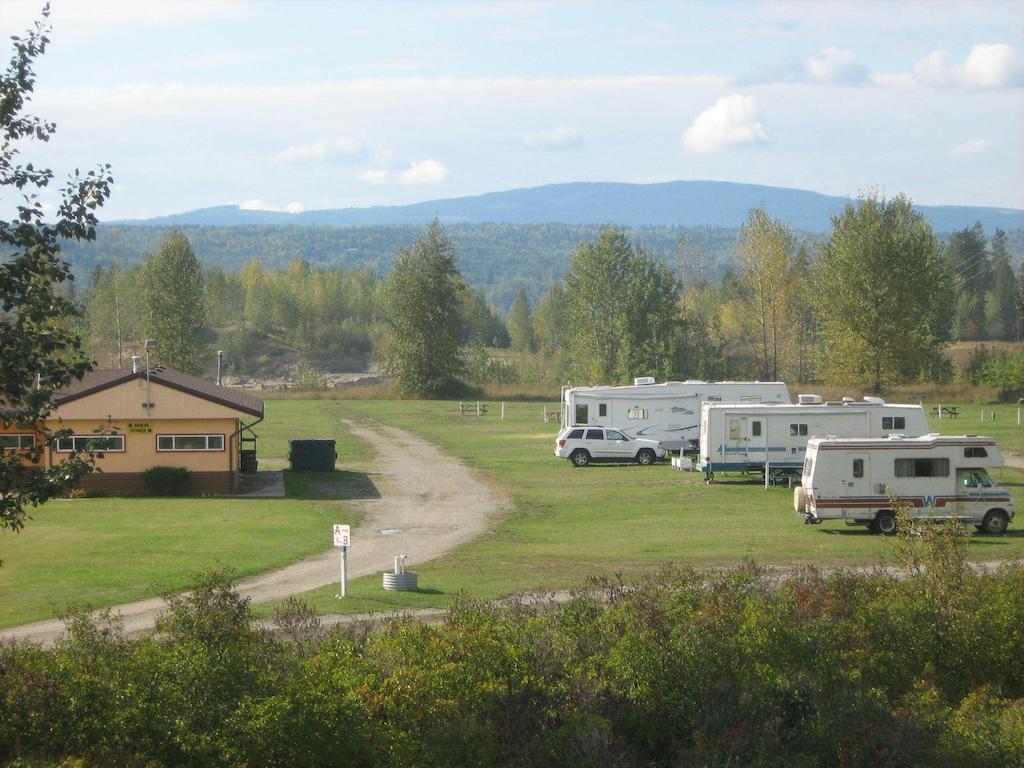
[60,223,750,309]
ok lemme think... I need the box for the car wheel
[636,448,655,465]
[981,509,1009,535]
[874,510,897,536]
[570,449,591,467]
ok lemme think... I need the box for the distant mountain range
[120,180,1024,234]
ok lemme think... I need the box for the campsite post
[333,524,350,598]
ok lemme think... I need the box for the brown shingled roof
[52,366,264,418]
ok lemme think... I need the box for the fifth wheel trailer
[561,378,790,452]
[796,434,1014,534]
[698,396,929,480]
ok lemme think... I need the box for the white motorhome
[698,396,929,480]
[561,378,790,452]
[796,434,1014,534]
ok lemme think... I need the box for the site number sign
[333,524,350,548]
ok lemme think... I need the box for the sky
[2,0,1023,219]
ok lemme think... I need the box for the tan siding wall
[52,379,254,421]
[46,417,240,474]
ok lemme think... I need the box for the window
[728,419,741,440]
[895,457,949,478]
[56,435,124,453]
[567,429,584,439]
[157,434,225,451]
[965,446,988,458]
[882,416,906,430]
[789,423,808,437]
[606,430,627,441]
[961,470,991,488]
[627,408,648,420]
[598,404,608,418]
[751,421,762,437]
[853,459,864,478]
[706,396,722,402]
[585,429,604,440]
[574,404,588,424]
[0,434,35,450]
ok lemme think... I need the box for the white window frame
[157,434,226,452]
[627,408,648,420]
[0,434,36,450]
[55,435,125,453]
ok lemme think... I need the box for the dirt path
[1005,454,1024,471]
[0,421,508,646]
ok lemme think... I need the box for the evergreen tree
[815,195,952,392]
[507,288,536,352]
[378,220,465,396]
[143,232,207,375]
[987,229,1019,340]
[946,222,991,340]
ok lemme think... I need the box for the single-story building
[0,365,264,494]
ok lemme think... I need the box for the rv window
[964,446,988,458]
[961,470,992,488]
[853,459,864,478]
[567,429,584,439]
[707,396,722,402]
[575,404,588,424]
[882,416,906,430]
[895,458,949,478]
[598,404,607,418]
[728,419,741,440]
[627,408,648,420]
[789,423,808,436]
[606,430,627,441]
[585,429,604,440]
[751,421,762,437]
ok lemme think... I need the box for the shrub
[141,466,190,496]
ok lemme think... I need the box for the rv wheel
[981,509,1009,535]
[636,448,656,466]
[874,511,897,536]
[570,449,591,468]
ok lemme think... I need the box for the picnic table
[458,401,488,416]
[930,406,959,419]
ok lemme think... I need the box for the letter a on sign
[333,524,350,548]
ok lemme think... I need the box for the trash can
[288,439,337,472]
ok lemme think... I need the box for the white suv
[554,427,666,467]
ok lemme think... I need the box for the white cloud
[522,125,583,150]
[913,43,1022,88]
[400,159,449,185]
[239,199,304,213]
[806,47,868,83]
[274,138,367,165]
[950,138,992,156]
[963,43,1022,87]
[681,94,768,153]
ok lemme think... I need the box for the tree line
[75,197,1024,395]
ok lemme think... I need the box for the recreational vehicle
[796,434,1014,534]
[561,379,790,452]
[698,396,929,480]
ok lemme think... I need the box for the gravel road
[0,420,508,646]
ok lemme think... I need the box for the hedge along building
[0,365,263,494]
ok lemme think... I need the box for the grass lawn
[0,400,367,629]
[266,399,1024,616]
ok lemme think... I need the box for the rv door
[747,418,766,462]
[845,454,871,513]
[956,468,992,518]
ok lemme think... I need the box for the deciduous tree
[815,195,952,392]
[1,6,113,540]
[507,287,536,352]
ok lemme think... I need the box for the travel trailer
[561,379,790,452]
[698,396,929,480]
[795,434,1014,534]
